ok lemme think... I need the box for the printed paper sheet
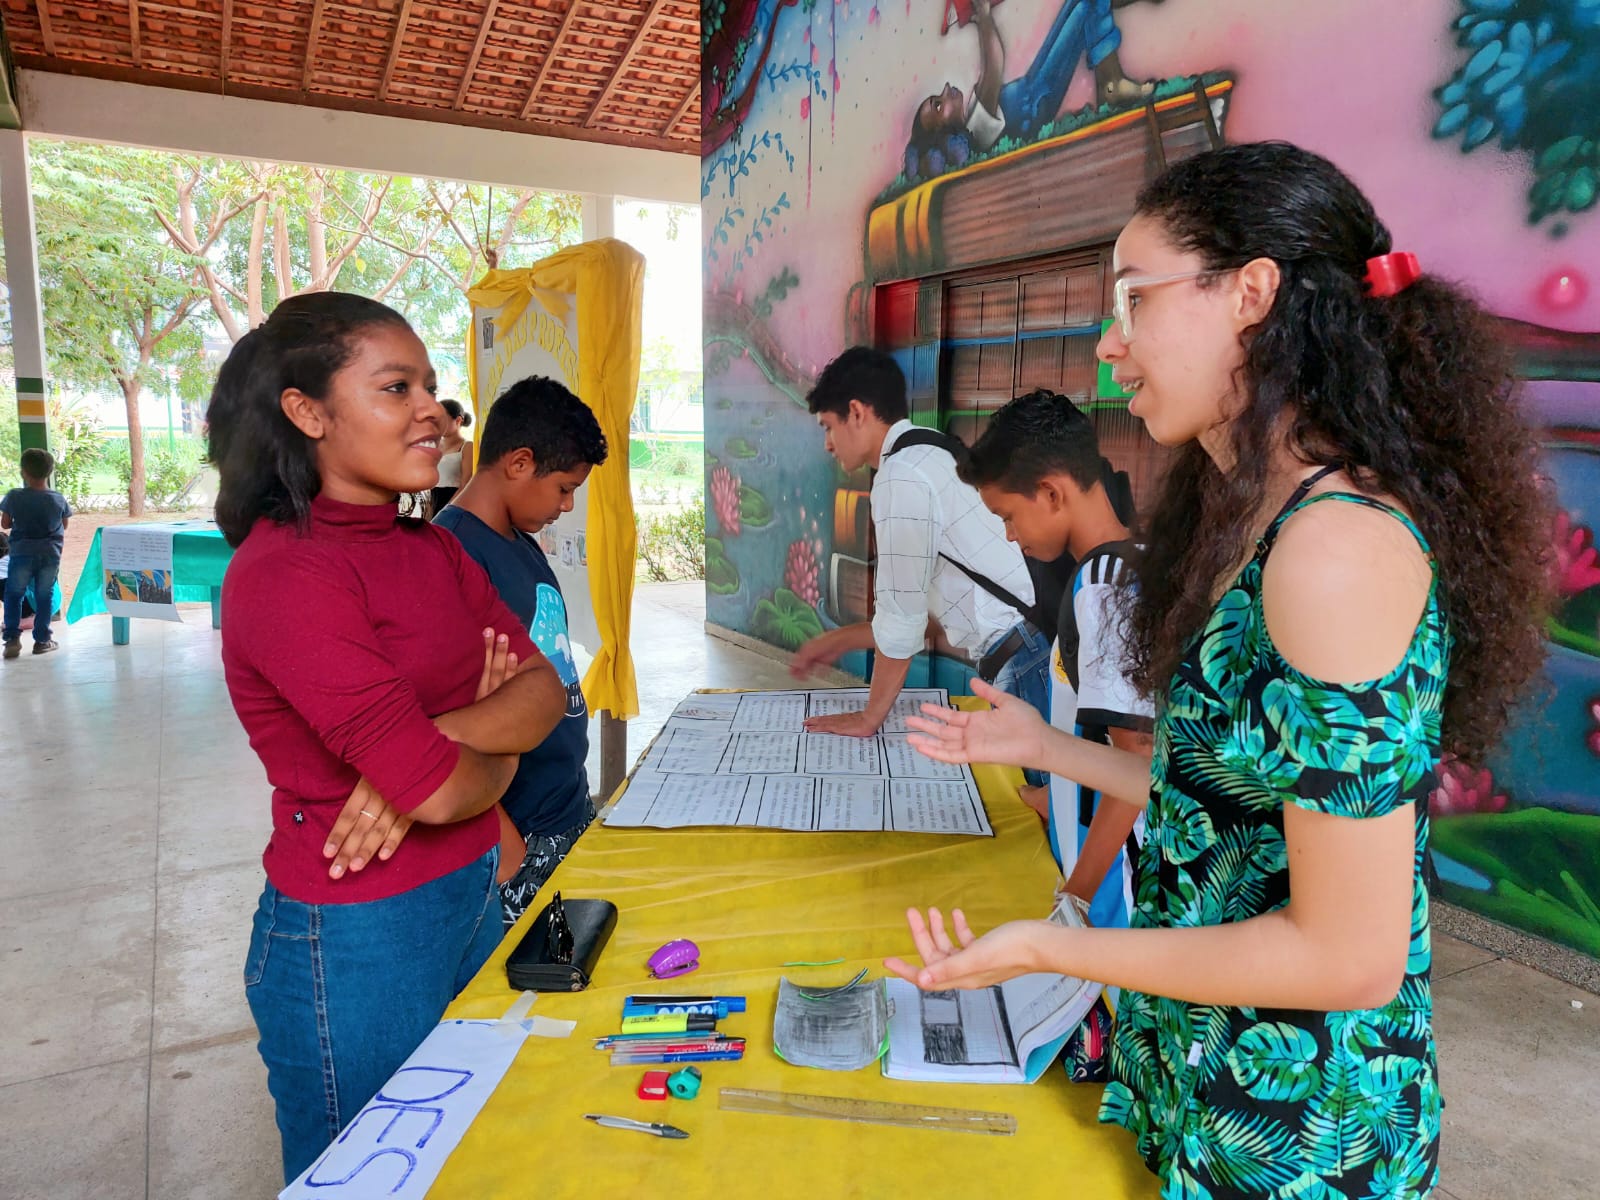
[604,689,991,836]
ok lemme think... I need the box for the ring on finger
[360,809,378,820]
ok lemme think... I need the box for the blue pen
[622,995,747,1020]
[607,1049,746,1066]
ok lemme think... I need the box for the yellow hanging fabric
[465,238,645,720]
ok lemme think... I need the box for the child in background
[2,447,72,658]
[434,376,606,926]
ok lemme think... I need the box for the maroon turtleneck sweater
[221,494,537,904]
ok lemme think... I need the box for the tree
[346,180,584,348]
[25,143,585,515]
[155,165,582,348]
[31,141,209,515]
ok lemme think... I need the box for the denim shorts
[244,847,503,1184]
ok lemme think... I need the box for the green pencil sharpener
[666,1066,702,1100]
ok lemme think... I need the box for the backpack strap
[880,426,969,463]
[881,427,1050,632]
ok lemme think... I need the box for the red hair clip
[1365,251,1421,298]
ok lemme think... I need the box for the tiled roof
[2,0,700,154]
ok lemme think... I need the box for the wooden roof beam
[37,2,59,58]
[129,0,144,67]
[220,0,233,81]
[519,0,583,123]
[303,0,329,92]
[660,78,697,137]
[583,0,668,129]
[454,0,501,109]
[377,0,416,101]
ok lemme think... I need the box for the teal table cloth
[66,521,233,639]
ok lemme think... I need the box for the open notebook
[882,898,1102,1084]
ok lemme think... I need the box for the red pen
[595,1036,745,1052]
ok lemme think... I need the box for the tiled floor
[1,585,1595,1199]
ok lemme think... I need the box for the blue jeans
[997,0,1121,142]
[3,552,59,643]
[986,621,1054,787]
[244,848,504,1184]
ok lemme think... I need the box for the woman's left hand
[883,907,1050,990]
[324,778,413,879]
[474,628,521,702]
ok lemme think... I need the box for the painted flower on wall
[711,465,742,536]
[784,538,821,607]
[1429,754,1510,817]
[1553,509,1600,597]
[1588,697,1600,757]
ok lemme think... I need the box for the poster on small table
[100,523,184,622]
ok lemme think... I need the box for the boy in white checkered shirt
[790,347,1052,743]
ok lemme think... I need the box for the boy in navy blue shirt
[434,376,607,926]
[3,447,72,659]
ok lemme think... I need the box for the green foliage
[636,497,707,582]
[23,138,584,510]
[105,437,206,510]
[0,394,105,507]
[30,140,206,397]
[724,436,759,459]
[750,588,824,650]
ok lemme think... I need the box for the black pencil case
[505,893,617,992]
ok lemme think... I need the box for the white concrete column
[0,130,49,451]
[581,193,617,242]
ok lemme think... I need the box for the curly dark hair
[1121,141,1551,761]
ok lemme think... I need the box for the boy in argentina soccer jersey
[963,391,1154,927]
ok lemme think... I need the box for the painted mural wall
[700,0,1600,959]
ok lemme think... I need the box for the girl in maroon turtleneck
[207,293,566,1184]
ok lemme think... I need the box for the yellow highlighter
[619,1012,717,1035]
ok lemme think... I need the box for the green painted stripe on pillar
[19,423,49,452]
[15,376,45,392]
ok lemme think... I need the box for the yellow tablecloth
[435,707,1152,1199]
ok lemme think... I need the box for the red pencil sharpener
[637,1070,671,1101]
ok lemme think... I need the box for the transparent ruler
[718,1088,1017,1135]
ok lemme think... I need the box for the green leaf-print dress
[1100,491,1446,1200]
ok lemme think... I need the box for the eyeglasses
[545,891,574,964]
[1110,270,1218,342]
